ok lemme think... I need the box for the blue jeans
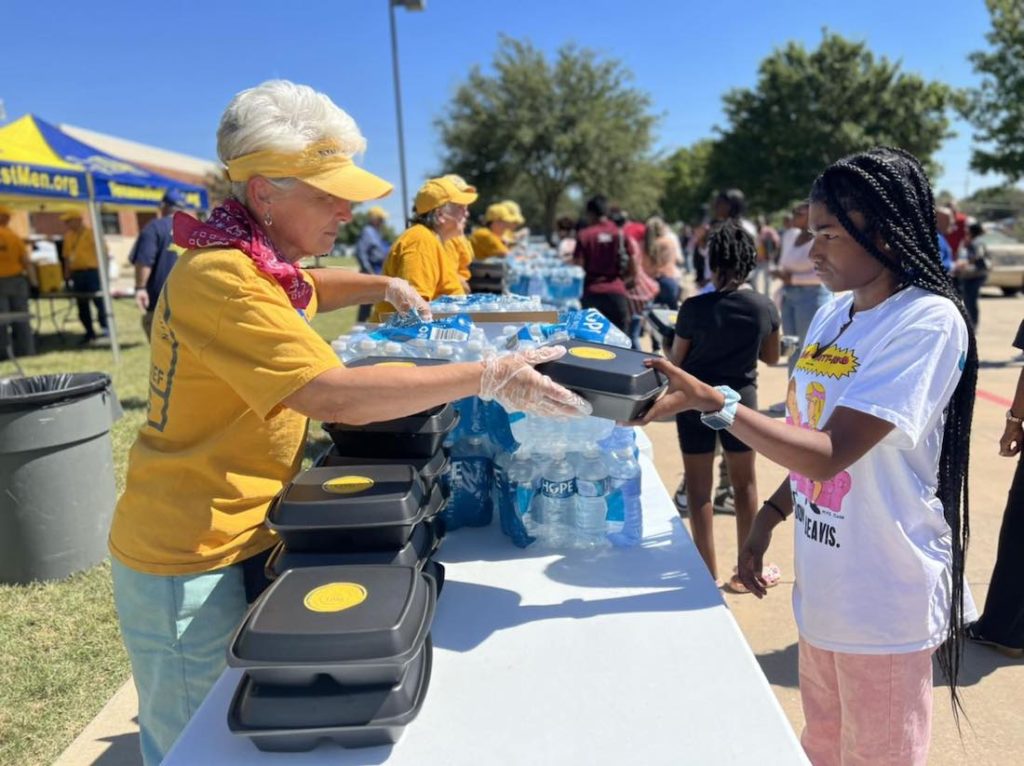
[111,558,248,766]
[655,275,681,310]
[782,284,832,375]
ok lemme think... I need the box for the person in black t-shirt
[670,220,781,591]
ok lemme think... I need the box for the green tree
[707,32,958,211]
[660,140,714,223]
[436,37,662,234]
[964,0,1024,180]
[959,184,1024,222]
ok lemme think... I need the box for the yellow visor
[226,140,393,203]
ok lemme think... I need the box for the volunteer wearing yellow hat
[0,204,35,357]
[370,175,477,319]
[500,198,527,244]
[60,211,108,344]
[470,202,515,259]
[107,80,589,766]
[440,174,475,289]
[355,205,391,321]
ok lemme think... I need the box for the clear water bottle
[330,339,348,359]
[605,442,642,547]
[574,446,610,549]
[382,341,404,358]
[355,338,379,360]
[532,449,576,548]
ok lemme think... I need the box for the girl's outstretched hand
[629,358,718,425]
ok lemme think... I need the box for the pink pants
[798,637,935,766]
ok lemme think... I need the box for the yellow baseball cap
[226,139,392,203]
[501,200,525,225]
[59,211,84,221]
[366,206,389,220]
[485,203,515,223]
[414,176,478,215]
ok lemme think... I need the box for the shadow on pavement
[756,642,799,688]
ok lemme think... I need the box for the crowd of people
[2,76,1020,766]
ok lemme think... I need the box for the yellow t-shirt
[371,224,465,320]
[63,227,99,271]
[0,226,27,278]
[470,226,509,259]
[446,235,474,281]
[108,247,342,575]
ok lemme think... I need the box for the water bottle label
[514,484,534,515]
[606,489,625,523]
[540,477,576,499]
[576,477,608,498]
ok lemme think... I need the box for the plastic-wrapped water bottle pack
[330,308,645,550]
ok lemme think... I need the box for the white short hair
[217,80,367,203]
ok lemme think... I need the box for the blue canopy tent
[0,115,210,362]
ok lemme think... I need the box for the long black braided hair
[707,219,758,283]
[809,147,977,721]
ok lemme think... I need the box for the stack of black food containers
[469,258,508,294]
[227,357,459,752]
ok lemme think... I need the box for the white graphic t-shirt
[787,286,974,653]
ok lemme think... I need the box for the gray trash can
[0,373,123,584]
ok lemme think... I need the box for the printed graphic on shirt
[785,377,853,549]
[794,343,859,379]
[146,286,179,432]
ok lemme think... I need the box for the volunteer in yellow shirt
[0,204,35,356]
[107,80,589,766]
[60,211,107,343]
[470,202,516,259]
[371,175,477,319]
[446,233,474,289]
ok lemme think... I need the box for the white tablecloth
[165,455,808,766]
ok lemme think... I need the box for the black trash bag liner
[0,373,112,413]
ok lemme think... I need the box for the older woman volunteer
[369,175,473,319]
[108,80,588,766]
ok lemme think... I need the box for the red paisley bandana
[173,199,313,310]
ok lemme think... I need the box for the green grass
[0,289,356,765]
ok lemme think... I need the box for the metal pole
[389,1,410,227]
[85,174,120,365]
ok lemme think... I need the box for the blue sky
[0,0,1005,221]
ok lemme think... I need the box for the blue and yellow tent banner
[0,127,89,201]
[0,114,208,210]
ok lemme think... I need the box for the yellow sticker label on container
[322,475,375,495]
[569,347,617,361]
[304,582,368,613]
[373,361,416,367]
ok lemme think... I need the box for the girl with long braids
[668,220,781,592]
[639,147,976,765]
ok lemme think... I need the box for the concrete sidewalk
[57,288,1023,766]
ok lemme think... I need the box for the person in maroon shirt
[574,195,636,332]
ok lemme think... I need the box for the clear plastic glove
[479,345,592,418]
[384,277,432,321]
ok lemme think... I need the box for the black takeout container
[266,466,445,553]
[227,637,432,752]
[264,518,444,580]
[534,339,667,421]
[324,403,459,460]
[318,449,450,497]
[469,259,508,280]
[227,565,435,686]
